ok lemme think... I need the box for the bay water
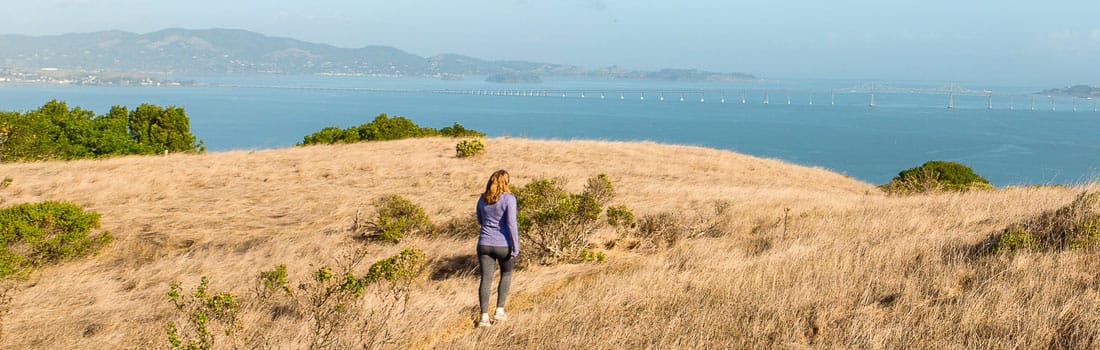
[1,75,1097,186]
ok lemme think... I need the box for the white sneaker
[478,315,492,328]
[493,310,508,322]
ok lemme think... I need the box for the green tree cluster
[299,113,484,146]
[0,100,204,162]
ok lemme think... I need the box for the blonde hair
[482,170,511,204]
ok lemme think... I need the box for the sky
[1,0,1098,86]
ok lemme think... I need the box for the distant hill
[0,28,757,81]
[1037,85,1100,98]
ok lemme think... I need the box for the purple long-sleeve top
[477,193,519,256]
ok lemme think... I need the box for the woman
[475,169,519,328]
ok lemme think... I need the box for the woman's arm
[476,197,484,225]
[507,195,519,257]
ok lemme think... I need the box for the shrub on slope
[881,160,992,194]
[299,113,484,146]
[0,201,112,278]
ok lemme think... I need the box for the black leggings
[477,245,514,314]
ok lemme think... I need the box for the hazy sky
[2,0,1098,85]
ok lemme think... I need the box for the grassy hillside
[0,138,1096,348]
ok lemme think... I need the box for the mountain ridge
[0,28,757,81]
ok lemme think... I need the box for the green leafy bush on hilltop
[881,160,993,194]
[299,113,484,146]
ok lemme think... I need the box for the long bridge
[214,82,1100,112]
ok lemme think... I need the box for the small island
[485,72,543,84]
[1037,85,1100,98]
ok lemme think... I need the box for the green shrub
[300,126,360,145]
[512,174,614,264]
[581,249,607,263]
[606,205,636,228]
[995,226,1037,253]
[254,247,427,349]
[455,139,485,158]
[992,192,1100,253]
[365,248,428,285]
[366,195,433,243]
[166,277,242,350]
[299,113,484,146]
[439,123,486,138]
[258,264,291,296]
[585,174,615,205]
[882,160,993,194]
[0,201,112,279]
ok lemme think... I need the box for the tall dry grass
[0,137,1096,348]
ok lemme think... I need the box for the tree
[90,106,142,156]
[129,103,204,154]
[0,101,204,162]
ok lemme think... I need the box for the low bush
[0,201,112,279]
[167,247,428,349]
[455,139,485,158]
[512,174,615,264]
[580,249,607,263]
[881,160,993,194]
[633,212,685,251]
[365,195,433,243]
[166,277,242,350]
[991,192,1100,253]
[299,114,484,146]
[606,205,636,229]
[254,247,427,349]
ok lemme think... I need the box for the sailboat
[868,83,876,108]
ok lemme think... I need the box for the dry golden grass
[0,137,1096,349]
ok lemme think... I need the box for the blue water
[1,76,1098,186]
